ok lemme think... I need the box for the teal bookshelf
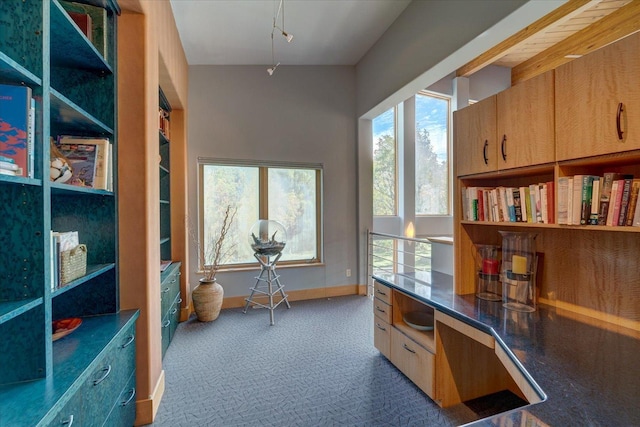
[0,0,138,424]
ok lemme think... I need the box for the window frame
[197,159,323,270]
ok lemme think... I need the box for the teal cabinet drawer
[169,294,181,342]
[161,312,171,358]
[161,267,180,316]
[47,392,84,427]
[103,371,136,427]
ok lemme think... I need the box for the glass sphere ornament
[248,219,287,256]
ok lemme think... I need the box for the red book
[546,180,555,224]
[68,12,92,41]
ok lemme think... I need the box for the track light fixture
[267,0,293,76]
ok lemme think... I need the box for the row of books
[0,83,35,178]
[461,183,555,224]
[558,174,640,227]
[50,231,79,291]
[52,135,113,190]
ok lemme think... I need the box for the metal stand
[243,252,291,325]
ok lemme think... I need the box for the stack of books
[54,135,113,190]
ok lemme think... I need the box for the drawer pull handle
[162,319,171,328]
[121,334,135,349]
[121,388,136,406]
[402,343,416,354]
[162,287,170,293]
[93,365,112,386]
[375,306,386,314]
[617,102,624,140]
[501,134,507,161]
[171,307,178,315]
[171,278,177,283]
[61,415,74,426]
[375,323,386,332]
[177,298,183,304]
[482,139,488,165]
[376,289,386,296]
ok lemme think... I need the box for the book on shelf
[579,175,595,225]
[60,1,108,58]
[607,179,624,226]
[624,180,640,226]
[616,176,634,226]
[68,11,93,41]
[632,189,640,227]
[598,172,622,225]
[0,83,33,177]
[56,136,111,189]
[570,175,584,225]
[505,187,516,222]
[589,178,601,225]
[523,186,533,223]
[557,177,569,225]
[513,188,523,222]
[546,180,554,224]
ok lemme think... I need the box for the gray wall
[188,65,358,297]
[355,0,528,118]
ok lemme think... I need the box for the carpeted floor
[148,295,518,426]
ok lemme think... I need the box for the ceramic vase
[192,278,224,321]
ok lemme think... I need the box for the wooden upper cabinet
[454,96,497,177]
[555,31,640,161]
[496,71,555,170]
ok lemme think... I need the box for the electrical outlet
[346,269,351,277]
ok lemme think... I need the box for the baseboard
[222,284,368,309]
[180,304,192,322]
[134,369,165,426]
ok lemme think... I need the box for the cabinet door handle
[375,306,386,314]
[501,134,507,161]
[61,415,74,426]
[177,298,183,304]
[121,334,135,349]
[121,388,136,406]
[171,307,178,315]
[93,365,112,386]
[402,343,416,354]
[375,289,386,296]
[483,139,488,165]
[162,287,170,293]
[162,319,171,328]
[375,323,386,332]
[617,102,624,140]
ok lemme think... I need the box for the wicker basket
[61,244,87,285]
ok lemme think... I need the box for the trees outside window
[200,163,321,267]
[372,108,397,216]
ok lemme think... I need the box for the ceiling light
[282,30,293,43]
[267,63,280,76]
[267,0,294,76]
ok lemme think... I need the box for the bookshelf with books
[454,31,640,334]
[0,1,138,426]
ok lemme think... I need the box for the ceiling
[169,0,639,84]
[169,0,412,66]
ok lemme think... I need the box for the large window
[372,107,397,216]
[199,162,322,268]
[415,91,450,215]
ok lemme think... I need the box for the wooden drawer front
[373,281,392,305]
[390,327,435,398]
[104,371,136,427]
[373,318,391,359]
[373,299,392,324]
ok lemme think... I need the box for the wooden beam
[511,0,640,84]
[456,0,596,77]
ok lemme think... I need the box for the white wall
[188,65,358,297]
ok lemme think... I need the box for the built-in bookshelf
[159,86,172,262]
[0,1,138,425]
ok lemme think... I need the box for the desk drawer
[374,318,391,359]
[373,281,392,305]
[391,327,435,398]
[373,298,392,324]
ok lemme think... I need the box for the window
[415,91,450,215]
[372,107,397,216]
[199,161,322,268]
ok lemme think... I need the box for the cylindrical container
[475,244,501,301]
[499,231,537,312]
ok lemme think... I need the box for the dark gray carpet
[148,295,492,426]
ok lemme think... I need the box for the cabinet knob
[501,134,507,161]
[617,102,624,140]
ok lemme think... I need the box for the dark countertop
[373,272,640,427]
